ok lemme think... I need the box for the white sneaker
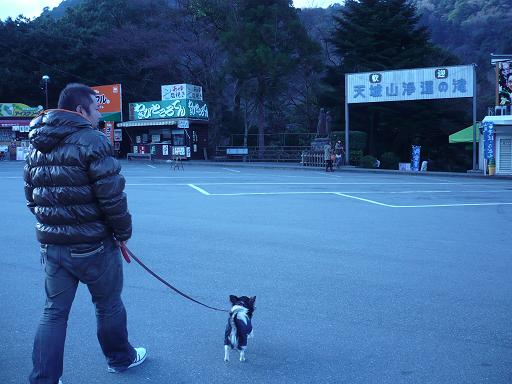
[107,347,147,373]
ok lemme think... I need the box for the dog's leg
[239,350,246,362]
[224,345,230,362]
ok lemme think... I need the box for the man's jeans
[29,237,136,384]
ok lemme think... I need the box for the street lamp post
[42,75,50,109]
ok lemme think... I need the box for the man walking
[334,140,345,168]
[24,83,146,384]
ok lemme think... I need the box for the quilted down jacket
[24,109,132,244]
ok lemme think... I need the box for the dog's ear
[229,295,238,305]
[249,296,256,307]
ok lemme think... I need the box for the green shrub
[380,152,400,169]
[349,150,363,165]
[360,155,377,168]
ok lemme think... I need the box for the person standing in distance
[24,83,146,384]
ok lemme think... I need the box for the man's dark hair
[58,83,96,113]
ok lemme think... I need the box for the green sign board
[129,99,208,121]
[0,103,43,117]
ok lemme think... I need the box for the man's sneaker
[107,347,147,373]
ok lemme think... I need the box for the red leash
[119,243,229,313]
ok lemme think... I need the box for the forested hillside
[0,0,508,170]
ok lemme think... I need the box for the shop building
[478,55,512,175]
[117,84,209,160]
[0,103,42,160]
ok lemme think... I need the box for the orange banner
[92,84,122,121]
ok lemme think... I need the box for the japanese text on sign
[347,65,474,104]
[483,121,495,160]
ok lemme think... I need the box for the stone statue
[311,107,330,151]
[316,108,326,137]
[325,111,331,137]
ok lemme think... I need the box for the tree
[323,0,462,164]
[193,0,322,157]
[413,0,512,115]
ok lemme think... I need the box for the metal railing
[301,150,326,167]
[488,105,512,116]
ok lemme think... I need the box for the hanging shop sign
[101,121,114,144]
[411,145,421,171]
[113,129,122,142]
[91,84,122,122]
[178,119,189,129]
[483,121,495,159]
[129,99,208,121]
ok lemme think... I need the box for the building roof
[483,115,512,125]
[490,53,512,65]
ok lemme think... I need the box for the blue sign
[411,145,421,171]
[483,121,495,160]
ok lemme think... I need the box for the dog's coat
[224,295,255,362]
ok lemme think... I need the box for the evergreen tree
[324,0,462,166]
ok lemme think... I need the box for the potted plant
[488,157,496,176]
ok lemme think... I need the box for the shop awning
[449,123,480,143]
[0,119,31,127]
[117,119,179,128]
[117,118,208,128]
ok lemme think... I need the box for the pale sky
[0,0,337,21]
[0,0,61,20]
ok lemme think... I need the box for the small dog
[224,295,256,362]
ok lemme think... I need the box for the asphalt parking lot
[1,160,511,384]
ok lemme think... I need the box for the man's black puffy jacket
[24,110,132,245]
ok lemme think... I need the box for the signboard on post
[161,84,203,101]
[91,84,122,122]
[345,64,478,170]
[346,65,474,104]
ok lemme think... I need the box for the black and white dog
[224,295,256,362]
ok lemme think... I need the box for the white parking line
[222,168,241,173]
[191,181,491,186]
[146,164,156,169]
[187,184,211,195]
[210,191,337,196]
[335,192,512,208]
[335,193,394,207]
[391,202,512,208]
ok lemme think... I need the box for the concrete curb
[144,159,512,180]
